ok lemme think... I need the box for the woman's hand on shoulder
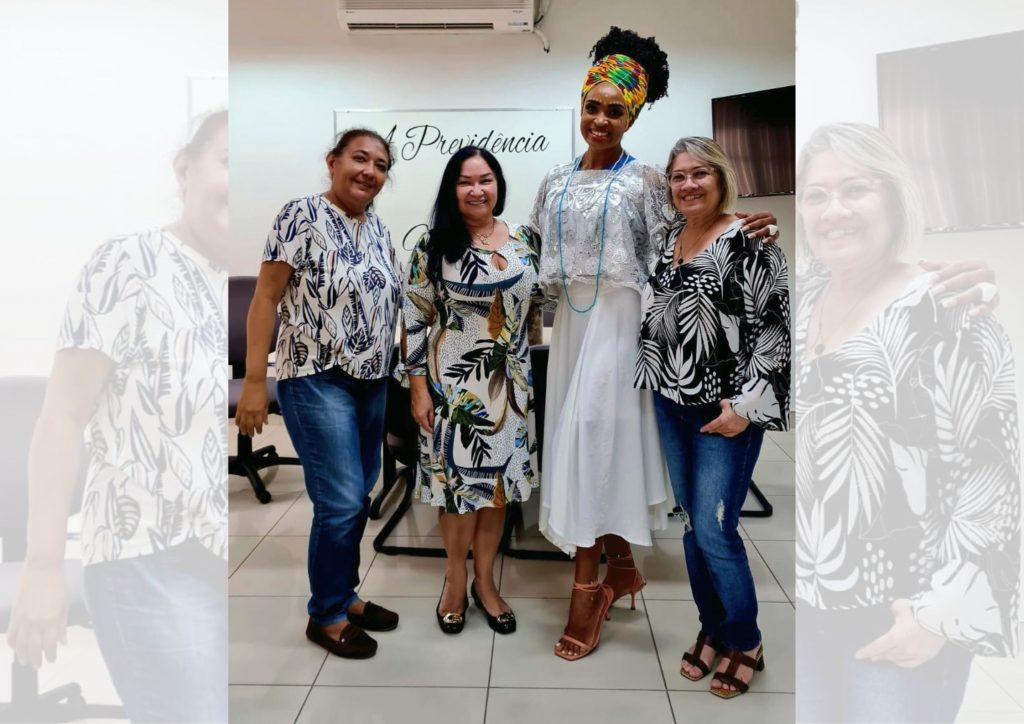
[735,211,780,245]
[919,258,999,315]
[700,400,751,437]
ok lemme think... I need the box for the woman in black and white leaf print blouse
[635,137,790,698]
[794,123,1020,724]
[236,129,403,661]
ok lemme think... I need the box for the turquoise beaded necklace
[556,149,631,313]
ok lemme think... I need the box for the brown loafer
[305,619,377,659]
[347,601,399,632]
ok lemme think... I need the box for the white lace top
[529,159,678,304]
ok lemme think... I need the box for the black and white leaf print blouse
[634,218,791,431]
[795,272,1021,656]
[263,195,402,381]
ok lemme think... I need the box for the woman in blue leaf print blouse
[236,128,403,660]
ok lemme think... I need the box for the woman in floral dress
[404,146,540,635]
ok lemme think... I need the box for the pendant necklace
[556,149,630,313]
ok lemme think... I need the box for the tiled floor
[228,424,800,723]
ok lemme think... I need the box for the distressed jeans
[277,368,387,626]
[653,394,764,651]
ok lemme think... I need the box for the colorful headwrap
[581,53,650,128]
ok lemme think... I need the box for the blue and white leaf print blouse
[263,195,402,381]
[59,229,228,564]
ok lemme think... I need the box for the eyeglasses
[797,177,884,211]
[668,167,716,185]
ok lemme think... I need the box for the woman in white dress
[530,27,781,660]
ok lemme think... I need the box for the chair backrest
[384,346,419,466]
[0,377,85,563]
[228,276,280,378]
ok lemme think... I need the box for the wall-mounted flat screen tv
[878,30,1024,234]
[712,85,795,198]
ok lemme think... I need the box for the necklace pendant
[814,343,825,355]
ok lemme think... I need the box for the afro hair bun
[590,26,669,105]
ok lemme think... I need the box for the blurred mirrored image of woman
[7,111,229,722]
[794,122,1021,723]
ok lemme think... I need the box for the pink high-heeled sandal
[553,581,614,661]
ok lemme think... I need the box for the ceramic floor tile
[499,556,578,598]
[975,655,1024,708]
[955,662,1024,718]
[751,540,795,602]
[768,430,795,458]
[313,597,493,687]
[228,685,309,724]
[637,538,788,603]
[297,686,487,724]
[669,691,794,723]
[749,459,795,497]
[364,498,443,538]
[647,600,794,693]
[756,438,791,461]
[229,486,304,537]
[356,538,453,597]
[229,596,326,685]
[229,535,376,596]
[487,688,674,724]
[489,597,665,690]
[229,536,262,577]
[268,493,312,536]
[739,496,795,541]
[956,712,1024,723]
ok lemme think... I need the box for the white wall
[228,0,796,275]
[797,0,1024,412]
[0,0,228,375]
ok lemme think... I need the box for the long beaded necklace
[556,149,630,313]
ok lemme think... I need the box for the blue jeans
[653,394,764,651]
[277,368,387,626]
[797,603,972,722]
[82,539,227,723]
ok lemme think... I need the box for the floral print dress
[403,223,541,514]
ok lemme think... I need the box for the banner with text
[335,108,574,260]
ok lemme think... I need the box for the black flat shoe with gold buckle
[471,580,517,634]
[436,579,468,634]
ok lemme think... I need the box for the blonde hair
[665,136,737,215]
[796,123,924,256]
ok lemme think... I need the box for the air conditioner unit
[337,0,535,34]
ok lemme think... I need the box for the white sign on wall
[335,108,575,260]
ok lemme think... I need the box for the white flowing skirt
[539,282,672,555]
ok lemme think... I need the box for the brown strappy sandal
[553,581,614,661]
[602,552,647,612]
[680,631,721,681]
[710,644,765,699]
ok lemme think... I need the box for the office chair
[227,276,301,504]
[369,347,446,557]
[0,376,124,722]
